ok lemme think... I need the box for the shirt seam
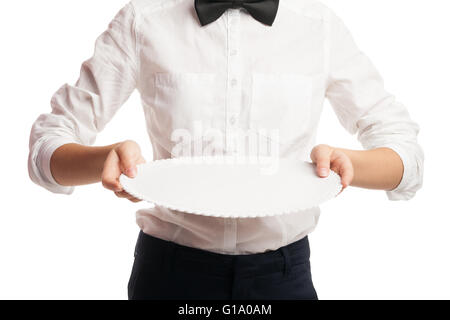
[130,1,142,93]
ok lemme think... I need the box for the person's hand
[310,144,354,194]
[101,140,146,202]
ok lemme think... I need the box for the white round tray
[119,157,342,218]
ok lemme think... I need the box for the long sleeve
[325,12,424,200]
[28,2,139,194]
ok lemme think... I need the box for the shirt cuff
[36,137,76,195]
[380,144,418,201]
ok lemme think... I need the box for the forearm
[335,147,404,191]
[50,142,121,186]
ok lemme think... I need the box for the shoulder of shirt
[130,0,188,16]
[281,0,339,22]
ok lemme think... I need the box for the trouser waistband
[134,230,310,278]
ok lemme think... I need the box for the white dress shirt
[28,0,424,254]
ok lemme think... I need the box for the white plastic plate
[119,157,342,218]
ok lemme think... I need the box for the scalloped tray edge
[119,157,343,218]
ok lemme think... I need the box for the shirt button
[230,79,237,87]
[230,49,237,56]
[229,116,237,125]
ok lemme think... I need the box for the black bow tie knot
[195,0,279,26]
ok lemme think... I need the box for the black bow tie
[195,0,279,26]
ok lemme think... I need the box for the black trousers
[128,231,318,300]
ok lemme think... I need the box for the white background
[0,0,448,299]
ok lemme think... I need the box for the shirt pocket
[153,72,221,134]
[250,74,313,145]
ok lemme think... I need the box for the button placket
[226,9,242,156]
